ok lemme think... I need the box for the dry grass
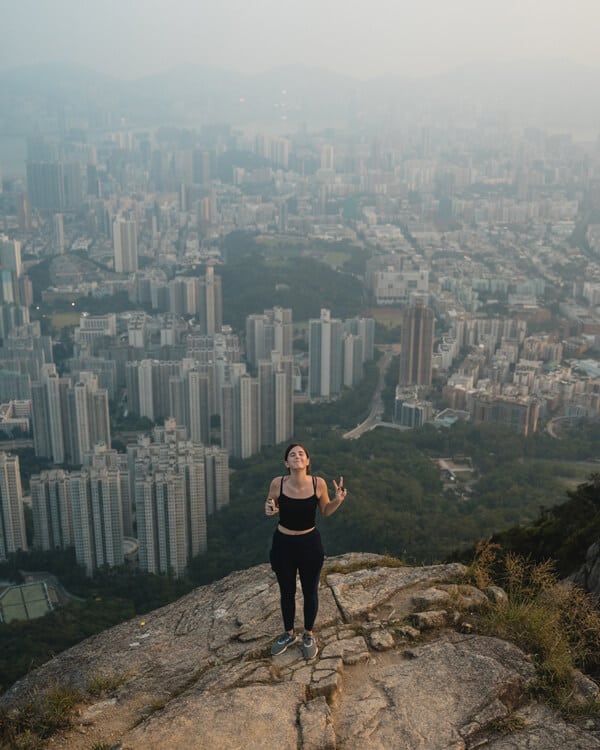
[471,541,600,715]
[0,685,82,750]
[469,538,501,589]
[0,671,131,749]
[86,671,129,698]
[489,712,528,734]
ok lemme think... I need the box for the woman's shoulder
[313,475,326,491]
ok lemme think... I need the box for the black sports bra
[277,476,318,531]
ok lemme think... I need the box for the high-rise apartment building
[257,352,294,447]
[17,193,32,231]
[65,373,111,465]
[471,393,539,436]
[70,467,124,576]
[238,374,260,459]
[186,368,210,444]
[32,364,68,464]
[345,317,375,363]
[83,443,133,537]
[197,266,222,335]
[0,235,22,278]
[204,445,230,515]
[31,469,73,550]
[26,161,65,211]
[320,144,335,171]
[53,214,65,254]
[0,452,27,560]
[245,307,292,371]
[113,218,138,273]
[32,366,110,465]
[62,162,83,210]
[1,321,52,385]
[132,420,228,577]
[309,309,343,398]
[399,300,435,387]
[342,333,363,387]
[131,359,181,422]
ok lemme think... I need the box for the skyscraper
[132,420,228,577]
[245,307,292,371]
[17,193,32,231]
[62,162,83,210]
[32,367,110,465]
[308,309,343,398]
[26,161,65,211]
[31,364,68,464]
[399,299,435,386]
[345,317,375,363]
[238,374,260,459]
[113,218,138,273]
[66,373,111,465]
[320,144,335,170]
[31,469,73,550]
[197,266,222,335]
[204,445,230,515]
[342,333,363,387]
[0,235,22,278]
[53,214,65,254]
[187,368,210,444]
[0,452,27,560]
[70,467,124,576]
[258,352,294,447]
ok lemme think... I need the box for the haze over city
[4,2,600,743]
[2,0,600,79]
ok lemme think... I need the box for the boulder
[2,553,599,750]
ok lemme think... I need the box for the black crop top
[277,476,318,531]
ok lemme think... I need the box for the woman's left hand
[332,477,347,502]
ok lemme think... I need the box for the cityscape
[0,0,600,750]
[2,74,600,586]
[1,1,600,728]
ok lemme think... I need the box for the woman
[265,443,347,659]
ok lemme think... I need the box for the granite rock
[2,553,599,750]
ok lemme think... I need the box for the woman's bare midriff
[277,524,316,536]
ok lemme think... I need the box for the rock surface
[574,540,600,598]
[2,553,599,750]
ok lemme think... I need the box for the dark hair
[284,443,311,474]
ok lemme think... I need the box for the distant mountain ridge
[1,59,600,133]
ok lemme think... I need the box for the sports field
[50,312,80,328]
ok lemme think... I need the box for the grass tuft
[489,712,528,734]
[86,672,129,697]
[472,542,600,715]
[0,685,82,749]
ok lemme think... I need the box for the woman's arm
[317,476,347,517]
[265,477,280,517]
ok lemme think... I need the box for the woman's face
[285,445,310,472]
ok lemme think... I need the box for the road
[546,415,600,440]
[343,345,398,440]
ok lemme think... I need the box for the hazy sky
[1,0,600,80]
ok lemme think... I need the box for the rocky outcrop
[2,553,600,749]
[574,540,600,599]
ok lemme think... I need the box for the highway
[343,345,398,440]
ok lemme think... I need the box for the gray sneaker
[302,633,318,660]
[271,632,298,656]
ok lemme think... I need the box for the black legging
[270,529,324,632]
